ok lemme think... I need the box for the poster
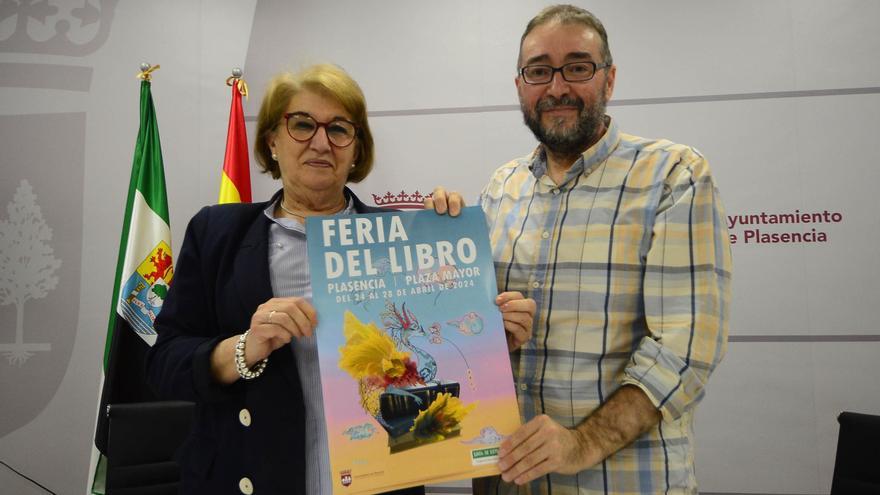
[307,206,521,494]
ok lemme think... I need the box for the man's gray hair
[519,4,613,67]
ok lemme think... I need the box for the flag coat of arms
[92,73,173,492]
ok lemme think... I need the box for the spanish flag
[218,74,251,203]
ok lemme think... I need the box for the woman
[146,64,534,494]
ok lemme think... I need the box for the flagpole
[138,62,160,82]
[226,67,248,97]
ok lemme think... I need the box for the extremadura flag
[92,75,173,492]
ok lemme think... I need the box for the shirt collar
[529,115,621,182]
[262,193,355,233]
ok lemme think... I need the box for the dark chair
[830,411,880,494]
[105,401,194,495]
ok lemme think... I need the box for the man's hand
[496,292,535,352]
[498,385,661,484]
[497,415,597,485]
[424,186,464,216]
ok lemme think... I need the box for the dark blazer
[146,189,423,495]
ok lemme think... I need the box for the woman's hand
[497,292,535,352]
[424,186,465,217]
[210,297,317,384]
[245,297,317,361]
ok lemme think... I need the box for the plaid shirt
[476,118,731,495]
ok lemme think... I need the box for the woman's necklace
[279,197,346,220]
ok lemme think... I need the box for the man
[428,5,731,494]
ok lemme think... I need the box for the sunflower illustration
[409,392,476,443]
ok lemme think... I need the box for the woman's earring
[351,163,356,169]
[272,152,278,161]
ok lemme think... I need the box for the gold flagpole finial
[226,67,249,100]
[137,63,160,81]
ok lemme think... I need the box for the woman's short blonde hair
[254,64,374,183]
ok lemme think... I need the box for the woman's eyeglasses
[283,112,358,148]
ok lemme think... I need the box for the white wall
[1,1,878,493]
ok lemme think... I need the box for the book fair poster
[307,207,520,494]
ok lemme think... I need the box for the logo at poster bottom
[340,469,352,487]
[471,447,500,466]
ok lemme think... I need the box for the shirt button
[239,408,252,427]
[541,231,550,239]
[519,383,528,391]
[239,477,254,494]
[532,281,540,289]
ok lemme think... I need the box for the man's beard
[522,91,607,156]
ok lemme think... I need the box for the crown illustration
[371,190,432,209]
[0,0,118,56]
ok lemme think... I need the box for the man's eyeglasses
[283,112,358,148]
[519,61,611,85]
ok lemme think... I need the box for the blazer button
[239,408,252,427]
[239,477,254,494]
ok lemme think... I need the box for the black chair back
[831,411,880,494]
[105,401,194,495]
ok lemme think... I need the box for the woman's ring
[267,310,277,324]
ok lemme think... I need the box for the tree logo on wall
[0,180,59,366]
